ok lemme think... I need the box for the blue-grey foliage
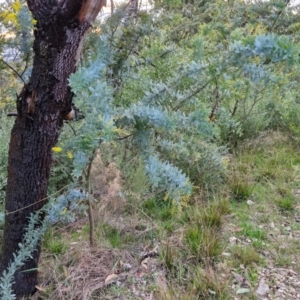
[46,188,88,224]
[145,154,192,201]
[68,30,198,204]
[230,34,297,64]
[0,212,46,300]
[0,187,90,299]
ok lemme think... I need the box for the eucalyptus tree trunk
[0,0,105,297]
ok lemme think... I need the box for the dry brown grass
[90,150,126,218]
[36,243,147,300]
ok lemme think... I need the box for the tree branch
[0,58,26,84]
[172,81,210,111]
[20,59,29,79]
[116,134,133,140]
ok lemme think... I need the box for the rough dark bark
[0,0,105,297]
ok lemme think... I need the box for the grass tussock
[230,245,263,267]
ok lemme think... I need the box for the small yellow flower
[52,147,63,153]
[61,207,67,215]
[12,1,22,13]
[67,151,73,159]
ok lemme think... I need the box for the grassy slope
[27,131,300,299]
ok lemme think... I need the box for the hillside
[27,131,300,300]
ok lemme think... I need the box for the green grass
[240,223,266,240]
[18,131,300,299]
[142,197,174,221]
[230,245,263,267]
[229,178,255,202]
[98,223,137,248]
[276,195,296,211]
[185,226,224,260]
[43,229,67,256]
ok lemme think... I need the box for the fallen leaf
[104,273,118,284]
[141,257,149,269]
[35,285,46,292]
[209,289,216,295]
[236,288,250,294]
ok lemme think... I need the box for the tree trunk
[0,0,105,297]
